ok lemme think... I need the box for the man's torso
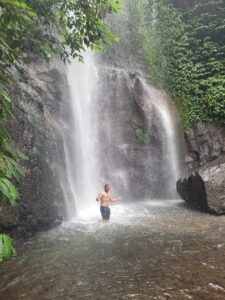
[100,191,111,207]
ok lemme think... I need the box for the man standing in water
[96,184,121,222]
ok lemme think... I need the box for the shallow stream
[1,200,225,300]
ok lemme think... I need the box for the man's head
[104,184,110,192]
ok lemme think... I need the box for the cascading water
[143,83,181,196]
[62,3,182,220]
[62,53,101,218]
[63,63,181,219]
[94,67,181,201]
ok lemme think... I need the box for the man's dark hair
[104,184,110,188]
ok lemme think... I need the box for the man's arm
[110,194,121,202]
[96,192,102,201]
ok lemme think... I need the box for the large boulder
[177,155,225,214]
[185,121,225,171]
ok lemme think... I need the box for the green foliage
[0,234,16,262]
[0,144,25,205]
[135,129,150,145]
[0,123,25,206]
[128,0,225,127]
[0,111,26,205]
[0,0,123,63]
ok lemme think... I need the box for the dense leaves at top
[0,0,123,64]
[128,0,225,127]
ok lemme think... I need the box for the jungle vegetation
[128,0,225,127]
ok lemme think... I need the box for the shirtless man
[96,184,121,222]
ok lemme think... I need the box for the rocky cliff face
[0,57,71,237]
[184,121,225,172]
[95,66,180,200]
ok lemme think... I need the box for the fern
[0,145,25,205]
[135,129,150,145]
[0,178,19,206]
[0,234,16,262]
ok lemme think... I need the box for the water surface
[1,200,225,300]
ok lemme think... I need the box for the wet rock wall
[184,121,225,172]
[0,57,71,237]
[96,67,179,200]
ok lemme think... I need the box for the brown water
[0,200,225,300]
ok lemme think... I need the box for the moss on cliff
[128,0,225,128]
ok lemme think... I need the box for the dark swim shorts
[100,206,110,220]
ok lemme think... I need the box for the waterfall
[142,83,181,196]
[94,67,181,201]
[62,8,182,220]
[62,53,101,218]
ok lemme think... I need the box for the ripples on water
[0,200,225,300]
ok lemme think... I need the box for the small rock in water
[208,283,225,292]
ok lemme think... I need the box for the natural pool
[0,200,225,300]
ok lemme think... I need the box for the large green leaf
[0,234,16,262]
[0,178,19,205]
